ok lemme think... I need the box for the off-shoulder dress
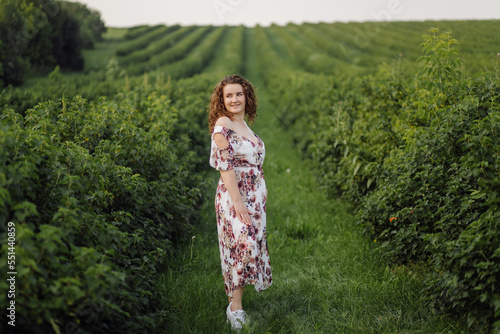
[209,125,272,297]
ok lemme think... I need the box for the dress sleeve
[209,126,234,171]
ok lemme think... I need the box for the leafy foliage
[0,73,215,332]
[262,27,500,332]
[59,1,107,49]
[0,0,106,86]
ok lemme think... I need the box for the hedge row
[117,26,197,67]
[126,26,214,76]
[157,27,228,79]
[115,25,180,57]
[262,28,500,332]
[0,73,217,333]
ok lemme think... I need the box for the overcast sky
[69,0,500,27]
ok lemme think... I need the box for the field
[1,19,499,333]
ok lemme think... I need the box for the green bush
[358,73,500,330]
[0,70,122,115]
[59,1,107,49]
[0,0,104,86]
[261,27,500,332]
[0,76,212,332]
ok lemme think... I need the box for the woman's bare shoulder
[215,116,232,128]
[213,117,231,148]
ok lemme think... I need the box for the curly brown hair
[208,75,258,133]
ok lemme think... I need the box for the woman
[208,75,272,330]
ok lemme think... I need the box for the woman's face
[223,83,246,115]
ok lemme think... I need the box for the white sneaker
[226,302,248,331]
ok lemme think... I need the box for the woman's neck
[232,112,246,124]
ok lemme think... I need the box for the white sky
[69,0,500,27]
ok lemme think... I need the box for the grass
[82,27,129,71]
[154,30,471,332]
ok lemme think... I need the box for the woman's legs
[230,287,245,311]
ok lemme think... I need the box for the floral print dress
[210,125,272,297]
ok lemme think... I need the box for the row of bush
[0,65,124,116]
[268,24,359,75]
[0,25,231,121]
[127,26,216,76]
[0,72,219,332]
[304,20,500,73]
[115,25,179,57]
[259,27,500,332]
[117,26,195,66]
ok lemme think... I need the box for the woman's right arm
[214,133,252,225]
[220,170,252,225]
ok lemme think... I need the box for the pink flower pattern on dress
[210,125,272,297]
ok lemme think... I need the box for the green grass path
[156,29,468,334]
